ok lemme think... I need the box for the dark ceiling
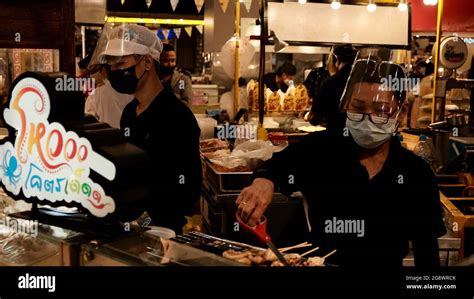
[107,0,204,15]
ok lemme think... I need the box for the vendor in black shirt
[263,62,297,93]
[237,48,446,268]
[98,24,202,233]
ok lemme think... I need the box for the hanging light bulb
[398,0,407,11]
[331,0,341,10]
[121,0,125,5]
[298,0,307,4]
[146,0,152,8]
[367,0,376,12]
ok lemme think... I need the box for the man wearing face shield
[237,48,446,268]
[91,24,202,233]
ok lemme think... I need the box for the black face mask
[108,59,146,94]
[161,66,174,76]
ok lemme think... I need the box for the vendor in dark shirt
[263,62,297,93]
[237,48,446,268]
[309,44,357,132]
[98,24,202,233]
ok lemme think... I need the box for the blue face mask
[346,117,398,149]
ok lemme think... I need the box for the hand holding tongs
[235,213,289,266]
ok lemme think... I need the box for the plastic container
[197,117,218,140]
[413,134,431,163]
[263,117,279,129]
[144,226,176,239]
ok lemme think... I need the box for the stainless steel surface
[206,161,253,193]
[189,231,264,251]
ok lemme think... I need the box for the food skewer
[323,249,337,259]
[300,247,320,257]
[305,249,337,267]
[279,242,312,252]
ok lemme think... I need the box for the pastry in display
[294,84,309,110]
[282,94,296,111]
[267,91,282,111]
[250,82,267,111]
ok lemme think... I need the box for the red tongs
[236,213,289,266]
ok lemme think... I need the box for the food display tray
[205,161,253,193]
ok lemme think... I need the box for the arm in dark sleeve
[253,134,319,196]
[410,165,446,269]
[180,74,193,105]
[151,104,202,216]
[310,79,332,126]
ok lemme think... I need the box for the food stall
[0,0,472,270]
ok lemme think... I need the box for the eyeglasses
[346,111,395,125]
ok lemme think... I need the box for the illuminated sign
[463,37,474,45]
[0,77,116,217]
[439,36,468,69]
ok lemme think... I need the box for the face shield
[88,23,163,70]
[340,48,408,125]
[339,48,408,149]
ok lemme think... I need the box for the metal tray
[205,161,253,193]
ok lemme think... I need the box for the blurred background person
[263,62,297,93]
[159,44,193,106]
[309,44,357,132]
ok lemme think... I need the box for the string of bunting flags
[218,0,253,13]
[152,0,253,40]
[121,0,253,14]
[121,0,206,13]
[156,25,203,40]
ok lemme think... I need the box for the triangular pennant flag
[194,0,204,13]
[145,0,152,9]
[162,29,170,40]
[242,0,252,13]
[196,25,203,35]
[174,28,182,38]
[170,0,179,11]
[167,29,176,39]
[157,29,165,40]
[184,26,193,37]
[219,0,229,13]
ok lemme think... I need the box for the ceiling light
[398,0,407,11]
[331,0,341,10]
[367,1,376,12]
[298,0,307,4]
